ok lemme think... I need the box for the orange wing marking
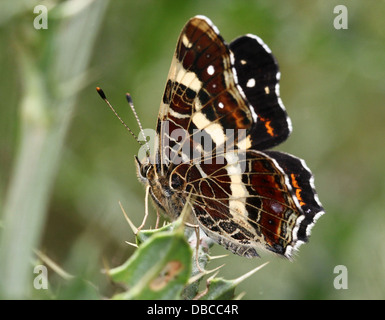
[290,173,306,207]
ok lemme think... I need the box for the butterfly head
[134,155,188,221]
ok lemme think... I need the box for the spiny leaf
[109,227,192,300]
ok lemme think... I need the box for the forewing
[157,16,254,168]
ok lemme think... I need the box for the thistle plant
[107,207,268,300]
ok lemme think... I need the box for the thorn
[34,249,74,280]
[232,261,269,285]
[193,268,223,300]
[187,272,207,286]
[205,264,225,278]
[189,263,225,289]
[201,262,225,279]
[119,201,138,234]
[125,241,138,248]
[234,291,246,300]
[208,253,229,260]
[207,269,220,281]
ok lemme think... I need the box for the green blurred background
[1,0,384,299]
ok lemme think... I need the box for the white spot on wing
[207,65,215,75]
[246,78,255,88]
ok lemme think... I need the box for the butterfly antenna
[96,87,145,148]
[125,93,151,157]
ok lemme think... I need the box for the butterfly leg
[155,208,161,229]
[136,185,150,234]
[185,222,205,273]
[193,225,204,273]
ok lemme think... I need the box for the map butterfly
[98,16,324,259]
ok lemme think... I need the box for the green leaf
[109,226,192,300]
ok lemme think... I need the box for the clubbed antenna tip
[126,93,133,105]
[96,86,107,100]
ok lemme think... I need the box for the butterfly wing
[157,16,254,168]
[230,35,292,150]
[157,16,323,258]
[171,149,324,258]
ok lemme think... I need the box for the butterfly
[99,15,324,259]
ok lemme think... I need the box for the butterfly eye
[141,164,150,177]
